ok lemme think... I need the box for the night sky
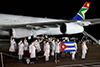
[0,0,100,20]
[0,0,100,39]
[0,0,99,19]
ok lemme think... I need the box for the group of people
[29,37,61,64]
[9,36,29,61]
[9,36,88,64]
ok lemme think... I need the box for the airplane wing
[73,19,100,26]
[1,18,100,30]
[0,20,67,29]
[85,18,100,25]
[0,13,68,29]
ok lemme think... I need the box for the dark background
[0,0,100,39]
[0,0,99,19]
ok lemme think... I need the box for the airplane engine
[44,27,62,35]
[0,30,9,36]
[60,23,84,34]
[12,28,33,38]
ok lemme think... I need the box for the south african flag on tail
[70,2,91,21]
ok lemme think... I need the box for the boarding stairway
[82,31,100,45]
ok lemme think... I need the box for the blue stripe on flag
[61,50,75,52]
[67,46,75,48]
[61,41,74,43]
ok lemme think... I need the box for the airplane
[0,2,100,44]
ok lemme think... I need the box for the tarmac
[0,42,100,67]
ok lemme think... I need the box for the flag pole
[1,52,4,67]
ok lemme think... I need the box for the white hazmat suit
[51,39,55,56]
[71,42,77,60]
[81,41,88,59]
[9,39,17,52]
[44,42,50,62]
[29,43,36,58]
[18,41,25,60]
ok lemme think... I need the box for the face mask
[13,39,14,41]
[36,40,37,42]
[57,40,59,42]
[20,41,22,43]
[32,43,34,45]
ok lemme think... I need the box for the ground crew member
[54,39,60,63]
[9,38,17,57]
[18,40,25,61]
[29,41,36,64]
[44,40,50,63]
[81,40,88,60]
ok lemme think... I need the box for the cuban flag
[60,41,75,52]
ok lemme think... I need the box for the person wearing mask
[18,40,25,61]
[43,38,48,52]
[51,37,55,56]
[24,38,29,57]
[34,39,41,60]
[9,38,17,57]
[71,40,78,61]
[81,40,88,60]
[29,41,36,64]
[44,40,50,63]
[54,39,60,63]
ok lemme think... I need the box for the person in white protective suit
[44,40,50,63]
[54,39,60,63]
[63,37,69,42]
[24,38,29,57]
[34,39,42,60]
[71,40,78,61]
[18,40,25,61]
[29,41,36,64]
[81,41,88,60]
[43,41,46,52]
[43,38,47,52]
[9,38,17,57]
[50,37,55,56]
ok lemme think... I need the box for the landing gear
[81,31,99,45]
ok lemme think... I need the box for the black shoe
[82,59,85,60]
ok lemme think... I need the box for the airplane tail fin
[70,2,91,21]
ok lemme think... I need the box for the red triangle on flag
[60,41,68,52]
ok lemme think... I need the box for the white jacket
[44,42,50,57]
[43,41,46,51]
[29,44,36,58]
[82,42,88,54]
[34,41,41,52]
[55,41,60,53]
[24,40,29,50]
[51,40,55,50]
[74,43,77,51]
[9,40,16,52]
[18,42,25,55]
